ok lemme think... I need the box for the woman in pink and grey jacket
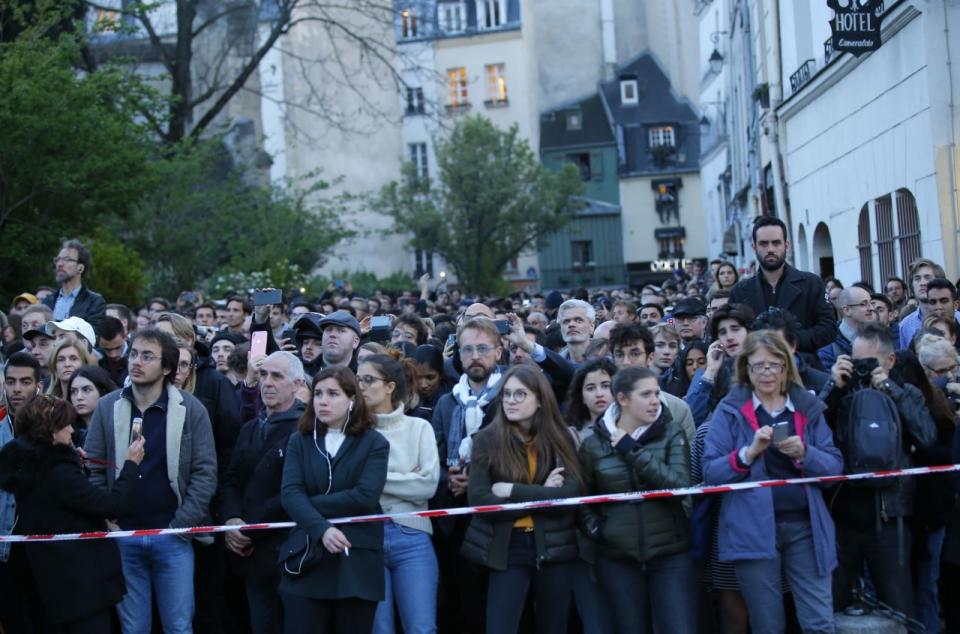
[703,330,842,634]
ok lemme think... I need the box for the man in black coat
[729,217,836,353]
[220,351,306,634]
[42,239,107,328]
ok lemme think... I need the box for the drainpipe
[766,0,795,260]
[942,0,959,278]
[600,0,617,81]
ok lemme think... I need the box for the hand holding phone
[771,421,790,445]
[251,331,268,359]
[131,417,143,443]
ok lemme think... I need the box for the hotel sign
[827,0,884,57]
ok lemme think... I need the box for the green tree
[377,116,584,295]
[111,139,353,298]
[82,234,149,308]
[0,32,155,301]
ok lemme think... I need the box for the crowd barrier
[4,464,958,543]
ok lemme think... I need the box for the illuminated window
[649,126,676,148]
[447,67,469,108]
[485,64,508,105]
[477,0,507,30]
[400,7,418,39]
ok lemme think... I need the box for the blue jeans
[735,520,834,634]
[915,526,946,634]
[570,559,612,634]
[117,535,195,634]
[595,551,697,634]
[372,522,438,634]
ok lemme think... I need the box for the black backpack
[838,387,901,488]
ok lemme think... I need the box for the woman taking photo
[0,395,144,634]
[46,338,95,398]
[578,366,695,634]
[280,366,390,633]
[703,331,842,633]
[356,353,440,634]
[564,357,617,446]
[461,365,582,633]
[66,365,117,447]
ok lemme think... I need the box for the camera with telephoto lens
[851,357,879,388]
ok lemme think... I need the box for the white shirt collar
[752,393,794,417]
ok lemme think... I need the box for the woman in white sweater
[358,352,441,634]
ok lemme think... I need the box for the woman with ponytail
[358,352,440,634]
[280,367,390,633]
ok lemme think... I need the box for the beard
[466,363,492,383]
[758,252,785,272]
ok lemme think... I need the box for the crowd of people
[0,218,959,633]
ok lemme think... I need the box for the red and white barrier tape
[3,463,958,543]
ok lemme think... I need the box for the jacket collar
[750,263,802,310]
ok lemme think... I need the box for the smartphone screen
[131,417,143,443]
[251,331,268,358]
[253,288,282,306]
[771,421,790,444]
[446,334,457,347]
[495,320,509,335]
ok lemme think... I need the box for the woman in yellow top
[461,365,581,633]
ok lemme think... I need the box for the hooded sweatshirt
[376,405,440,534]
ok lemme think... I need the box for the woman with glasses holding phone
[703,331,842,633]
[461,364,582,633]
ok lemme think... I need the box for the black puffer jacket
[0,438,138,624]
[461,425,580,571]
[578,404,690,563]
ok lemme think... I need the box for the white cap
[46,316,97,349]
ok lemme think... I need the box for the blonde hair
[47,338,96,397]
[917,334,958,370]
[177,344,197,394]
[734,331,801,394]
[155,312,195,343]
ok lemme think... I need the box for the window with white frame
[485,63,507,104]
[476,0,507,30]
[409,143,429,179]
[447,67,468,108]
[406,87,425,114]
[620,78,639,105]
[400,6,418,39]
[649,126,676,148]
[439,2,466,33]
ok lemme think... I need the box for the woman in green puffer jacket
[578,365,696,634]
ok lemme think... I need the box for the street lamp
[708,30,728,74]
[709,48,724,74]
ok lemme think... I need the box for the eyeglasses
[460,344,495,358]
[177,361,193,372]
[501,389,529,403]
[925,363,958,377]
[842,300,874,310]
[357,374,386,386]
[748,362,786,376]
[52,256,78,265]
[128,350,159,363]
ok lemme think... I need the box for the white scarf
[449,369,502,465]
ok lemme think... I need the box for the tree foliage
[377,116,585,295]
[82,234,149,308]
[109,139,354,298]
[0,30,155,300]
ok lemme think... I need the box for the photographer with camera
[823,323,937,620]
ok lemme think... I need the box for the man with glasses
[430,318,505,632]
[84,328,217,634]
[818,286,876,369]
[823,323,936,620]
[898,258,960,349]
[41,238,106,327]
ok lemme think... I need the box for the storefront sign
[828,0,884,57]
[650,259,688,272]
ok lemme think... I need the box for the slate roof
[598,53,700,176]
[540,94,615,151]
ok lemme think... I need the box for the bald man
[592,319,617,342]
[818,285,876,368]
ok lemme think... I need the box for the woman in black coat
[280,366,389,634]
[461,365,582,633]
[0,394,144,634]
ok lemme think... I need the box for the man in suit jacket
[42,239,106,328]
[729,217,836,353]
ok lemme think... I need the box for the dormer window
[649,126,676,148]
[477,0,507,30]
[566,110,582,131]
[620,78,639,105]
[439,2,466,33]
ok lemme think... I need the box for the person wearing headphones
[280,366,390,633]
